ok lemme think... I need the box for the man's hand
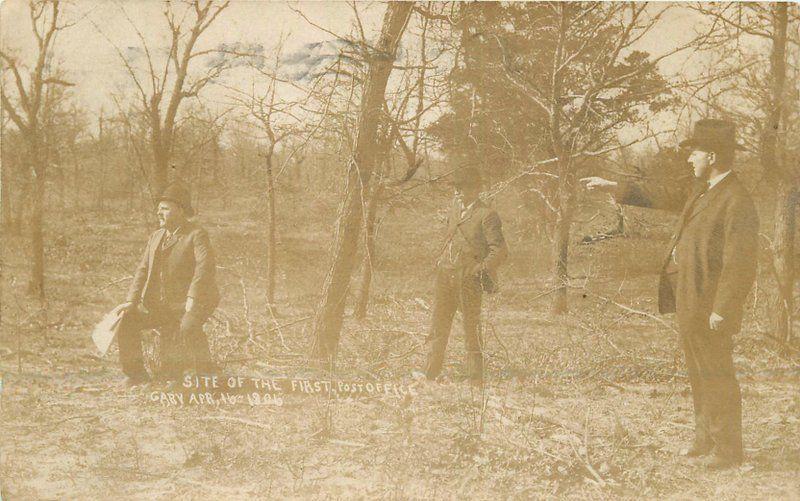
[709,312,724,331]
[580,176,618,193]
[185,297,195,313]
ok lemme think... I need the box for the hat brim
[679,138,746,151]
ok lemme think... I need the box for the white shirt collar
[707,170,732,190]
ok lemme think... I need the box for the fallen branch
[192,415,275,431]
[582,290,677,333]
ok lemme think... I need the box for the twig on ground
[367,341,423,370]
[192,414,276,431]
[583,289,676,333]
[93,275,133,295]
[15,413,100,428]
[252,316,312,340]
[266,300,291,351]
[240,278,254,341]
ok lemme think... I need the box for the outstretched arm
[581,176,692,213]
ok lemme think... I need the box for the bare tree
[0,113,10,229]
[353,128,391,320]
[478,3,680,313]
[100,0,232,198]
[763,3,793,344]
[353,12,444,319]
[227,40,306,309]
[0,0,73,298]
[310,2,414,361]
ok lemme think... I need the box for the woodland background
[1,1,798,499]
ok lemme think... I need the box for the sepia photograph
[0,0,798,498]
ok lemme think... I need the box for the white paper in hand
[92,304,127,357]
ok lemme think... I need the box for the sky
[0,1,750,151]
[1,1,386,112]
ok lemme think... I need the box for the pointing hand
[580,176,618,192]
[709,312,724,331]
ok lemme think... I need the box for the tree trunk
[551,169,575,315]
[549,6,571,315]
[152,143,169,200]
[763,2,793,343]
[265,152,277,307]
[614,203,625,234]
[1,147,12,230]
[127,157,135,212]
[551,211,569,314]
[772,184,796,343]
[27,152,46,299]
[57,162,65,211]
[311,2,413,361]
[354,181,383,319]
[73,156,80,211]
[12,180,28,236]
[95,115,106,211]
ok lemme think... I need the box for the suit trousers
[425,267,484,382]
[680,321,743,460]
[118,304,216,379]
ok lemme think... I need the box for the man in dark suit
[421,165,508,384]
[117,183,220,386]
[582,119,759,469]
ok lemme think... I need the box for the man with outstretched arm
[581,119,759,469]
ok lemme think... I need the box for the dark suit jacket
[617,172,758,332]
[441,198,509,287]
[126,222,220,314]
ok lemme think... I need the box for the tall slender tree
[0,0,73,298]
[102,0,233,198]
[763,3,793,343]
[311,2,414,361]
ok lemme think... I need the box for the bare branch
[0,51,32,114]
[688,3,772,40]
[0,91,28,132]
[41,77,74,87]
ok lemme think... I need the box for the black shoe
[684,442,713,458]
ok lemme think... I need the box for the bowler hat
[158,182,194,217]
[679,118,745,152]
[451,165,483,189]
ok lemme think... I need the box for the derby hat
[679,118,745,152]
[158,182,194,217]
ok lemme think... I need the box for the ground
[1,191,798,500]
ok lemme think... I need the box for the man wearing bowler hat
[116,182,220,386]
[582,119,759,469]
[420,164,508,385]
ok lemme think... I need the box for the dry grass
[1,192,798,499]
